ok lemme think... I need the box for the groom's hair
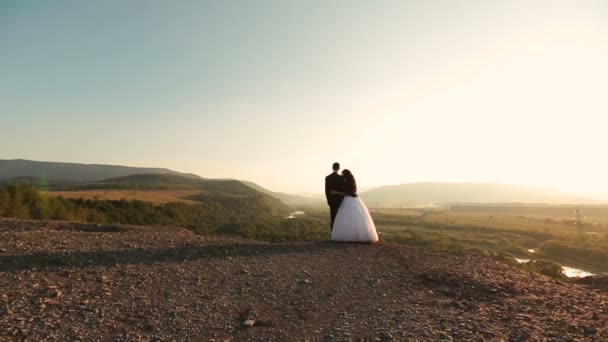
[332,162,340,171]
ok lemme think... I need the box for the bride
[330,169,379,243]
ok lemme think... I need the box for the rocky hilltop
[0,218,606,341]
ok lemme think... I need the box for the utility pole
[573,206,585,226]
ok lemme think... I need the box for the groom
[325,162,344,231]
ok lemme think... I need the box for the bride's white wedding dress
[331,195,379,243]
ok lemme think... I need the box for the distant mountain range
[74,174,291,215]
[1,159,601,207]
[359,182,598,207]
[0,159,200,183]
[584,192,608,202]
[0,159,292,213]
[0,159,324,208]
[239,181,324,207]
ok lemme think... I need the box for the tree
[0,189,10,216]
[6,186,29,218]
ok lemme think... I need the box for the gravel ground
[0,218,607,341]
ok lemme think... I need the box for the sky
[1,0,608,194]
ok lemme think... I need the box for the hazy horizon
[2,157,605,199]
[2,1,608,194]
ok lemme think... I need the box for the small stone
[243,319,255,327]
[584,326,597,336]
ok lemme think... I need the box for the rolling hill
[0,159,201,183]
[0,159,321,208]
[50,174,291,215]
[359,182,597,207]
[239,181,324,208]
[6,159,597,209]
[65,174,253,192]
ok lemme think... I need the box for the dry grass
[49,190,202,204]
[369,208,423,217]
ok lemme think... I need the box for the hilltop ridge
[2,159,601,207]
[0,218,606,340]
[360,182,597,207]
[0,159,201,183]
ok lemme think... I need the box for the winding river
[285,211,305,219]
[514,258,595,278]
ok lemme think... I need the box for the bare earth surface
[0,218,607,341]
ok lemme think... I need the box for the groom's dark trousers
[325,172,344,231]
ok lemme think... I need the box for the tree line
[0,184,328,242]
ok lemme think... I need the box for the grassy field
[369,205,608,274]
[2,184,326,244]
[50,190,202,204]
[450,204,608,225]
[305,205,608,275]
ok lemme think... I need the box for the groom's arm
[325,176,331,204]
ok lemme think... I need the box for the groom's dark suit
[325,171,345,231]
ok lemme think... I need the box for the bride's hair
[342,169,357,193]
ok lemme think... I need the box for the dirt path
[0,218,606,341]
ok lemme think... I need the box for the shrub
[0,184,328,243]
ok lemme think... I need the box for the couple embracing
[325,162,379,243]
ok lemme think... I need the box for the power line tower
[573,206,585,226]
